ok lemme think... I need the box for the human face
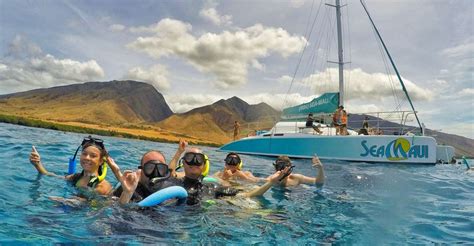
[225,155,240,172]
[183,150,205,179]
[80,145,102,174]
[140,151,166,183]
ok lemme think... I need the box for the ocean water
[0,122,473,244]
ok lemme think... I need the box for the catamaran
[219,0,455,164]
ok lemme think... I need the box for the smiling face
[183,148,205,179]
[79,145,103,174]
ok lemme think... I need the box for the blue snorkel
[68,145,82,175]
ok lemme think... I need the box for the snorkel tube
[68,145,82,175]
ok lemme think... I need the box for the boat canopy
[282,92,339,119]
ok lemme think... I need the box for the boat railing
[273,110,422,136]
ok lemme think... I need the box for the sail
[282,92,339,118]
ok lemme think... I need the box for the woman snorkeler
[29,136,112,196]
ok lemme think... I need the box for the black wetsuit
[113,179,177,203]
[176,176,239,206]
[113,176,239,205]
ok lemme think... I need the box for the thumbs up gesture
[29,146,41,166]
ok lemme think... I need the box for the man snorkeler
[265,155,325,187]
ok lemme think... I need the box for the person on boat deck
[28,136,113,196]
[333,106,343,135]
[166,141,290,205]
[213,152,261,183]
[233,120,241,141]
[358,116,370,135]
[306,113,323,135]
[265,155,325,188]
[340,110,348,135]
[109,150,176,205]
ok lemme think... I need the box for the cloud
[109,24,126,32]
[164,94,223,113]
[290,0,306,8]
[298,68,434,102]
[0,36,105,93]
[458,88,474,97]
[6,35,42,58]
[123,64,170,91]
[199,7,232,26]
[127,19,307,88]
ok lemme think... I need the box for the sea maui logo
[360,138,429,161]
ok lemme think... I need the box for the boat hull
[219,134,438,164]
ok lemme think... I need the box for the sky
[0,0,472,139]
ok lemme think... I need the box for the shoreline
[0,114,222,147]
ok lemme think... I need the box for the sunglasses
[138,160,170,178]
[81,136,105,150]
[182,152,206,166]
[225,155,241,166]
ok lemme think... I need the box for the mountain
[157,96,280,143]
[0,80,173,124]
[347,114,474,157]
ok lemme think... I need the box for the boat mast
[360,0,424,134]
[326,0,346,107]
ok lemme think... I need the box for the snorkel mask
[68,136,108,185]
[177,152,210,177]
[138,160,171,186]
[273,160,295,181]
[224,153,243,170]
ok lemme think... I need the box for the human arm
[242,167,288,197]
[118,170,142,205]
[106,156,123,184]
[29,146,64,177]
[234,170,261,182]
[293,156,325,185]
[169,139,187,178]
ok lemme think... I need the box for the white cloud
[458,88,474,97]
[290,0,306,8]
[6,35,42,58]
[109,24,125,32]
[278,75,293,84]
[441,41,474,58]
[298,68,434,102]
[127,19,307,89]
[199,7,232,26]
[0,37,105,93]
[164,94,222,113]
[123,64,170,91]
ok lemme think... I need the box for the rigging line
[308,4,331,95]
[326,6,336,93]
[371,23,401,112]
[283,0,324,108]
[360,0,423,133]
[342,0,350,103]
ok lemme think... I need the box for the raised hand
[222,169,233,179]
[178,139,188,153]
[106,156,123,183]
[121,170,141,194]
[312,155,322,168]
[29,146,41,166]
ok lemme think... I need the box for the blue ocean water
[0,122,473,244]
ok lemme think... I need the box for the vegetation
[0,114,220,147]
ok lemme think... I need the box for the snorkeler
[109,150,176,205]
[168,142,289,205]
[213,152,261,183]
[28,136,113,195]
[265,155,325,187]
